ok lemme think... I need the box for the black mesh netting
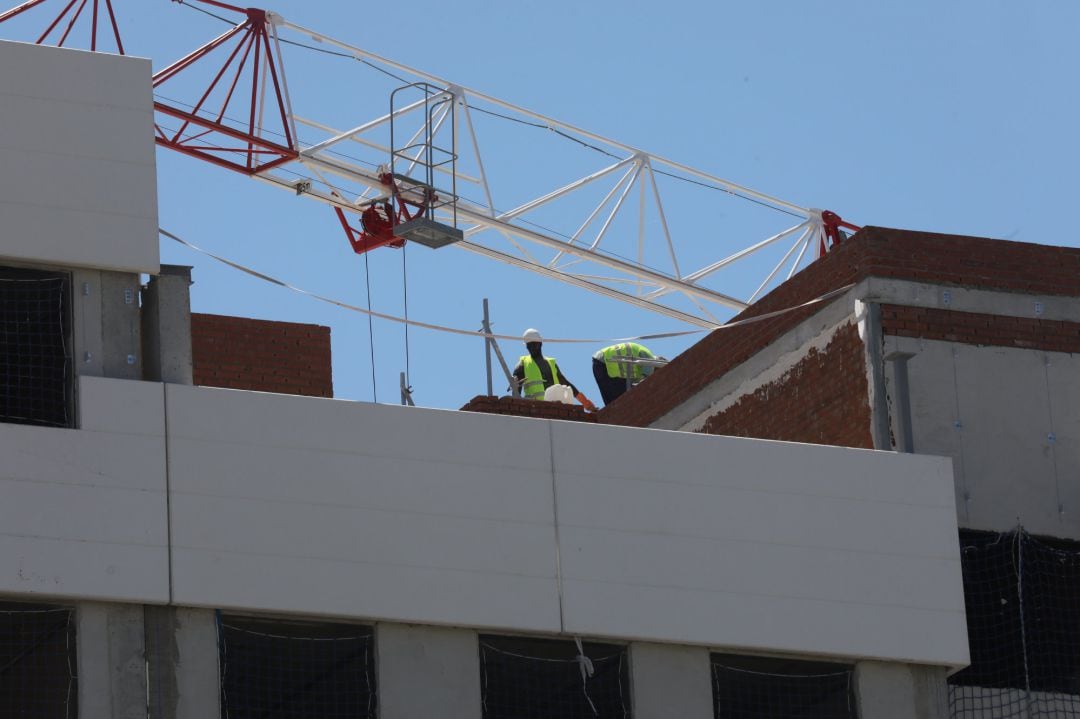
[218,615,376,719]
[479,635,630,719]
[711,654,855,718]
[950,528,1080,717]
[0,272,71,428]
[0,603,77,719]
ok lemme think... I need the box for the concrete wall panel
[0,377,168,602]
[166,385,562,632]
[887,338,970,523]
[0,41,158,274]
[550,422,968,667]
[0,375,969,666]
[900,338,1080,537]
[955,344,1056,530]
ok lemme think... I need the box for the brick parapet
[460,395,596,422]
[599,227,1080,428]
[696,323,874,448]
[191,313,333,398]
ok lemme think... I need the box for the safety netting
[218,614,376,719]
[711,654,855,718]
[950,528,1080,717]
[479,635,630,719]
[0,603,77,719]
[0,270,70,428]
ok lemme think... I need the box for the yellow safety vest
[602,343,653,380]
[520,355,560,400]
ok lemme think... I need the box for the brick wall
[881,304,1080,353]
[599,226,1080,428]
[191,313,333,398]
[460,395,596,423]
[697,323,874,448]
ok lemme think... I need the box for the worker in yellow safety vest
[512,329,597,411]
[592,342,657,406]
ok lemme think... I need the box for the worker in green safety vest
[592,342,657,406]
[512,328,597,411]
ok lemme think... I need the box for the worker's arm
[556,369,597,412]
[510,360,524,393]
[554,368,579,396]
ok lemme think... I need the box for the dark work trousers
[593,358,629,406]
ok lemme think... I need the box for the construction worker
[592,342,657,406]
[513,329,597,411]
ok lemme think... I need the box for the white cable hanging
[573,636,599,717]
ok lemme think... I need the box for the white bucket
[544,384,575,404]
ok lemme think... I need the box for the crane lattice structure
[0,0,860,328]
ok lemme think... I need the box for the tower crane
[0,0,861,329]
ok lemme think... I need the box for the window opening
[0,267,72,427]
[0,601,78,719]
[479,634,630,719]
[949,528,1080,718]
[217,614,376,719]
[711,653,855,719]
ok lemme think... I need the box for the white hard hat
[523,328,543,343]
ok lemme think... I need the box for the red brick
[459,396,596,423]
[880,305,1080,353]
[599,227,1080,429]
[191,314,333,398]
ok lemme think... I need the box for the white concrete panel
[0,40,158,274]
[166,385,561,632]
[955,343,1056,532]
[170,491,556,577]
[563,579,967,668]
[0,377,168,602]
[550,422,968,667]
[79,374,166,436]
[0,92,156,164]
[0,42,152,110]
[1054,437,1080,537]
[900,340,969,513]
[1047,353,1080,433]
[904,339,1077,536]
[0,145,157,221]
[171,547,559,632]
[0,201,159,273]
[1047,354,1080,535]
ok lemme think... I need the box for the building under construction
[1,8,1079,719]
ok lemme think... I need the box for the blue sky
[5,1,1077,409]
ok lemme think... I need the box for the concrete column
[856,299,893,450]
[376,623,481,719]
[76,602,147,719]
[145,606,221,719]
[855,661,949,719]
[630,642,713,719]
[100,271,142,380]
[141,265,194,384]
[71,269,104,379]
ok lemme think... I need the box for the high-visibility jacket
[598,342,654,380]
[519,355,560,400]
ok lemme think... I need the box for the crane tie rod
[160,227,853,344]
